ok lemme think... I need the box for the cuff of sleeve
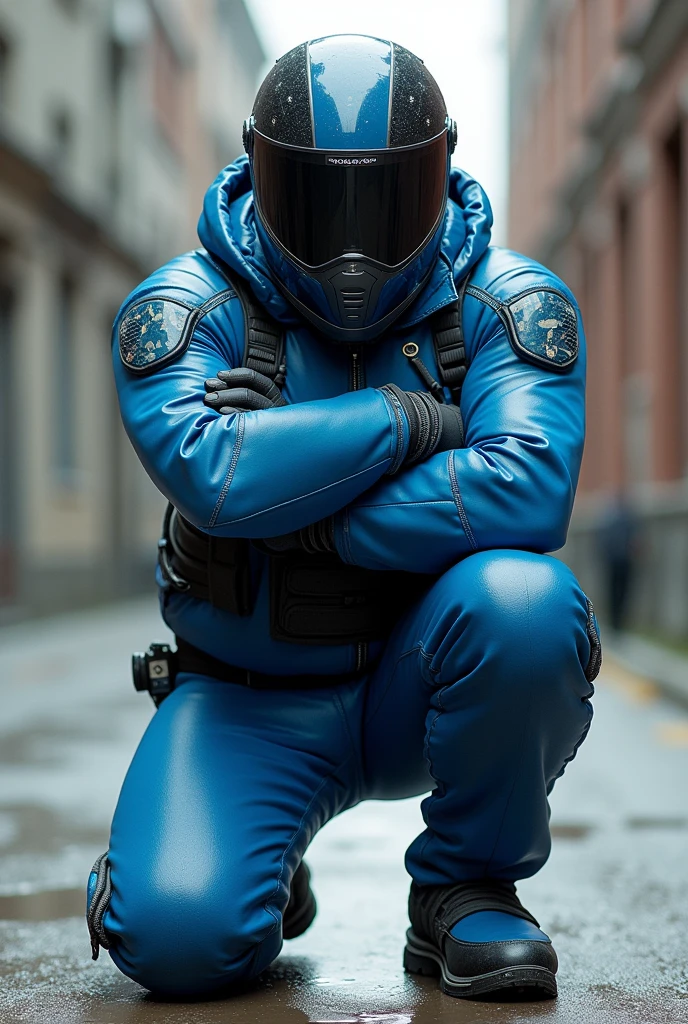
[333,508,356,565]
[378,386,410,475]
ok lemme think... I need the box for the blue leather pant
[103,550,596,995]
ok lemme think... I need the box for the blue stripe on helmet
[308,35,392,150]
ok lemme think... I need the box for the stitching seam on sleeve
[466,284,502,310]
[209,414,245,528]
[197,288,236,317]
[447,451,477,550]
[215,456,390,527]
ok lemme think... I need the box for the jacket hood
[197,155,493,327]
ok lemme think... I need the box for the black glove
[379,383,463,473]
[204,367,286,413]
[254,517,337,557]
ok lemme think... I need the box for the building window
[50,107,74,176]
[54,276,77,480]
[107,39,126,201]
[53,0,80,15]
[0,32,12,115]
[152,16,183,153]
[0,286,15,602]
[664,124,685,477]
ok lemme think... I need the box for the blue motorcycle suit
[101,156,598,995]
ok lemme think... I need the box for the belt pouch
[269,552,433,645]
[169,511,252,615]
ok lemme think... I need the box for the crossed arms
[115,312,585,575]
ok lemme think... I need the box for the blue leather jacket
[113,157,586,676]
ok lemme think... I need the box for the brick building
[0,0,264,621]
[508,0,688,637]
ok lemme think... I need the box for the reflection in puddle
[310,1015,413,1023]
[313,977,357,986]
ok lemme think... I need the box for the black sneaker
[283,861,317,940]
[404,880,557,1000]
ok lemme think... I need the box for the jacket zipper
[350,349,367,674]
[350,348,365,391]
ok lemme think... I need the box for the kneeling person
[87,35,600,1001]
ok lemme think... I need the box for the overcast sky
[244,0,508,243]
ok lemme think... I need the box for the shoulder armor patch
[501,288,578,372]
[118,286,236,375]
[119,298,197,374]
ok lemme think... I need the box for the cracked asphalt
[0,598,687,1023]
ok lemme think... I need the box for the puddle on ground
[0,719,113,767]
[0,886,84,921]
[0,802,107,854]
[309,1016,414,1023]
[625,816,688,830]
[549,824,594,840]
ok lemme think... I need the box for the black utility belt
[159,504,435,648]
[132,638,366,705]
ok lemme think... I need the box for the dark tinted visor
[252,131,448,269]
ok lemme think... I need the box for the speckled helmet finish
[244,35,456,343]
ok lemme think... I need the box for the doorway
[0,287,16,604]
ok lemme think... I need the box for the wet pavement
[1,599,687,1023]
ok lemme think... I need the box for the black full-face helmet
[243,34,456,343]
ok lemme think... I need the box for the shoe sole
[403,929,557,1000]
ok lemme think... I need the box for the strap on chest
[429,273,470,406]
[229,263,462,398]
[231,272,287,387]
[210,250,468,406]
[206,253,287,386]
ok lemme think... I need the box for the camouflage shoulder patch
[119,298,198,374]
[501,288,579,372]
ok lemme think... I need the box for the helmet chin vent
[341,290,365,312]
[326,265,380,326]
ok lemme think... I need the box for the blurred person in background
[86,34,600,1003]
[597,489,639,634]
